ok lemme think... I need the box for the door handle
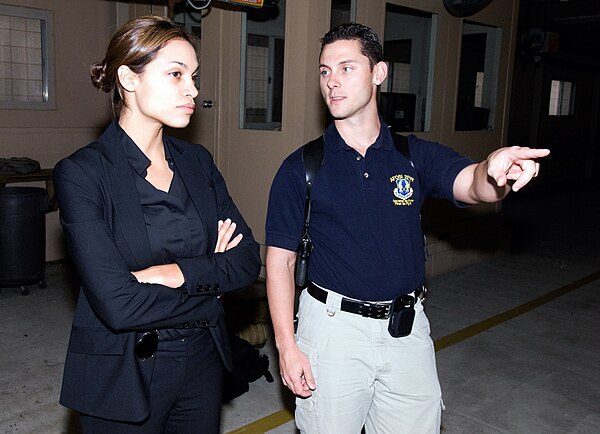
[202,100,213,109]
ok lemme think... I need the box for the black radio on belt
[388,294,415,337]
[295,233,313,287]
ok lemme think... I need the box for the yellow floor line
[227,270,600,434]
[227,408,294,433]
[434,270,600,351]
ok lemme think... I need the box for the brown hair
[321,23,383,70]
[90,15,196,116]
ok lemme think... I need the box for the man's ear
[117,65,138,93]
[373,61,388,86]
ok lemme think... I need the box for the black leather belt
[307,282,425,320]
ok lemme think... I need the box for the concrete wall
[0,0,117,261]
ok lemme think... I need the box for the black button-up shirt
[123,130,206,340]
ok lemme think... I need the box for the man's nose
[327,74,340,89]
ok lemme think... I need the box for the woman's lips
[178,103,195,114]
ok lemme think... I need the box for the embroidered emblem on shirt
[390,174,415,206]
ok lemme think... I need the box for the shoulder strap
[301,136,324,231]
[391,133,411,162]
[393,133,420,191]
[392,133,427,262]
[303,136,324,197]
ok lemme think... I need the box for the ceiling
[170,0,600,67]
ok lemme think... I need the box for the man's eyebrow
[319,59,357,68]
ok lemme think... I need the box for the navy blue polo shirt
[265,120,473,301]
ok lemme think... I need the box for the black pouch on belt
[294,234,313,287]
[388,295,415,337]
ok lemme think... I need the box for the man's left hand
[487,146,550,192]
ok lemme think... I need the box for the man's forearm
[266,247,298,351]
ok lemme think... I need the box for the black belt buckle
[356,301,391,319]
[134,330,159,360]
[388,295,415,337]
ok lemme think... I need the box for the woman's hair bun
[90,61,112,93]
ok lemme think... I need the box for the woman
[54,15,261,433]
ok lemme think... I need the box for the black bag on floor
[222,334,274,402]
[0,157,41,175]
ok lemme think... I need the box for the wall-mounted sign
[227,0,263,6]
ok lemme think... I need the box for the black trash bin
[0,187,50,295]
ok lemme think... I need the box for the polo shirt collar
[325,115,394,153]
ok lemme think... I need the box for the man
[265,23,549,433]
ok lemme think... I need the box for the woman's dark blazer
[54,121,261,422]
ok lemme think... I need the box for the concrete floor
[1,181,599,434]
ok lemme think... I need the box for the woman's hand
[215,218,243,253]
[132,263,185,288]
[131,219,242,288]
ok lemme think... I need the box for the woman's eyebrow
[165,60,199,73]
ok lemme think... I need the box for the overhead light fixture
[443,0,495,17]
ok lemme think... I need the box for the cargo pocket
[295,335,320,433]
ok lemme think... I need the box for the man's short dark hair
[320,22,384,70]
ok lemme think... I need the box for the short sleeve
[409,135,474,205]
[265,151,306,252]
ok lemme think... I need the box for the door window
[240,0,286,131]
[455,21,501,131]
[382,4,437,132]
